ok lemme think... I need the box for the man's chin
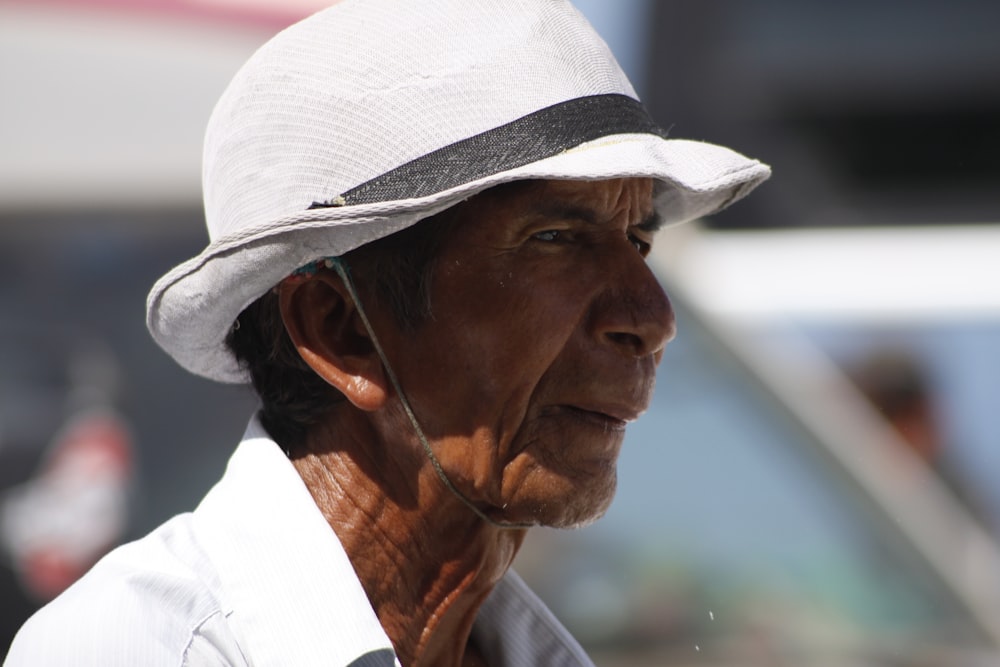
[547,498,614,530]
[545,513,604,531]
[500,480,617,530]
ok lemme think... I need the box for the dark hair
[224,208,460,451]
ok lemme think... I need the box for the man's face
[375,178,675,528]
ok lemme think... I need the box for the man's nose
[593,252,676,359]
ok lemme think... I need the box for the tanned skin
[278,178,674,666]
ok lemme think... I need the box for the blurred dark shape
[850,351,940,462]
[645,0,1000,229]
[0,331,131,647]
[1,408,133,601]
[848,349,992,527]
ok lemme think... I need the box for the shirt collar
[191,415,592,667]
[475,571,595,667]
[192,416,397,666]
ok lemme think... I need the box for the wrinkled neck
[291,412,526,667]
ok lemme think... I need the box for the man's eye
[629,234,651,255]
[532,230,562,242]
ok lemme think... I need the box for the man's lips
[558,402,645,431]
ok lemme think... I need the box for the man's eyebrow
[536,203,599,225]
[636,211,664,233]
[536,205,663,232]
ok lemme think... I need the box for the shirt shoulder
[5,514,247,667]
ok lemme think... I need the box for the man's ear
[277,272,388,412]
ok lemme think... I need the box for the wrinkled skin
[279,178,675,667]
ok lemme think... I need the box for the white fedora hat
[147,0,770,384]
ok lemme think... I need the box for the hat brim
[147,133,769,383]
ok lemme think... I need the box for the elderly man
[6,1,767,665]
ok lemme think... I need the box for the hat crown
[149,0,769,383]
[203,0,635,241]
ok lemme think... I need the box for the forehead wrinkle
[599,178,656,229]
[534,202,599,226]
[533,181,655,229]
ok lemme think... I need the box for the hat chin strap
[329,258,531,531]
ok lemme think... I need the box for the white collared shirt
[6,417,594,666]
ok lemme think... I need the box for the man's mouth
[560,403,642,431]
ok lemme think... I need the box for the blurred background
[1,1,999,664]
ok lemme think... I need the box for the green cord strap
[328,258,531,530]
